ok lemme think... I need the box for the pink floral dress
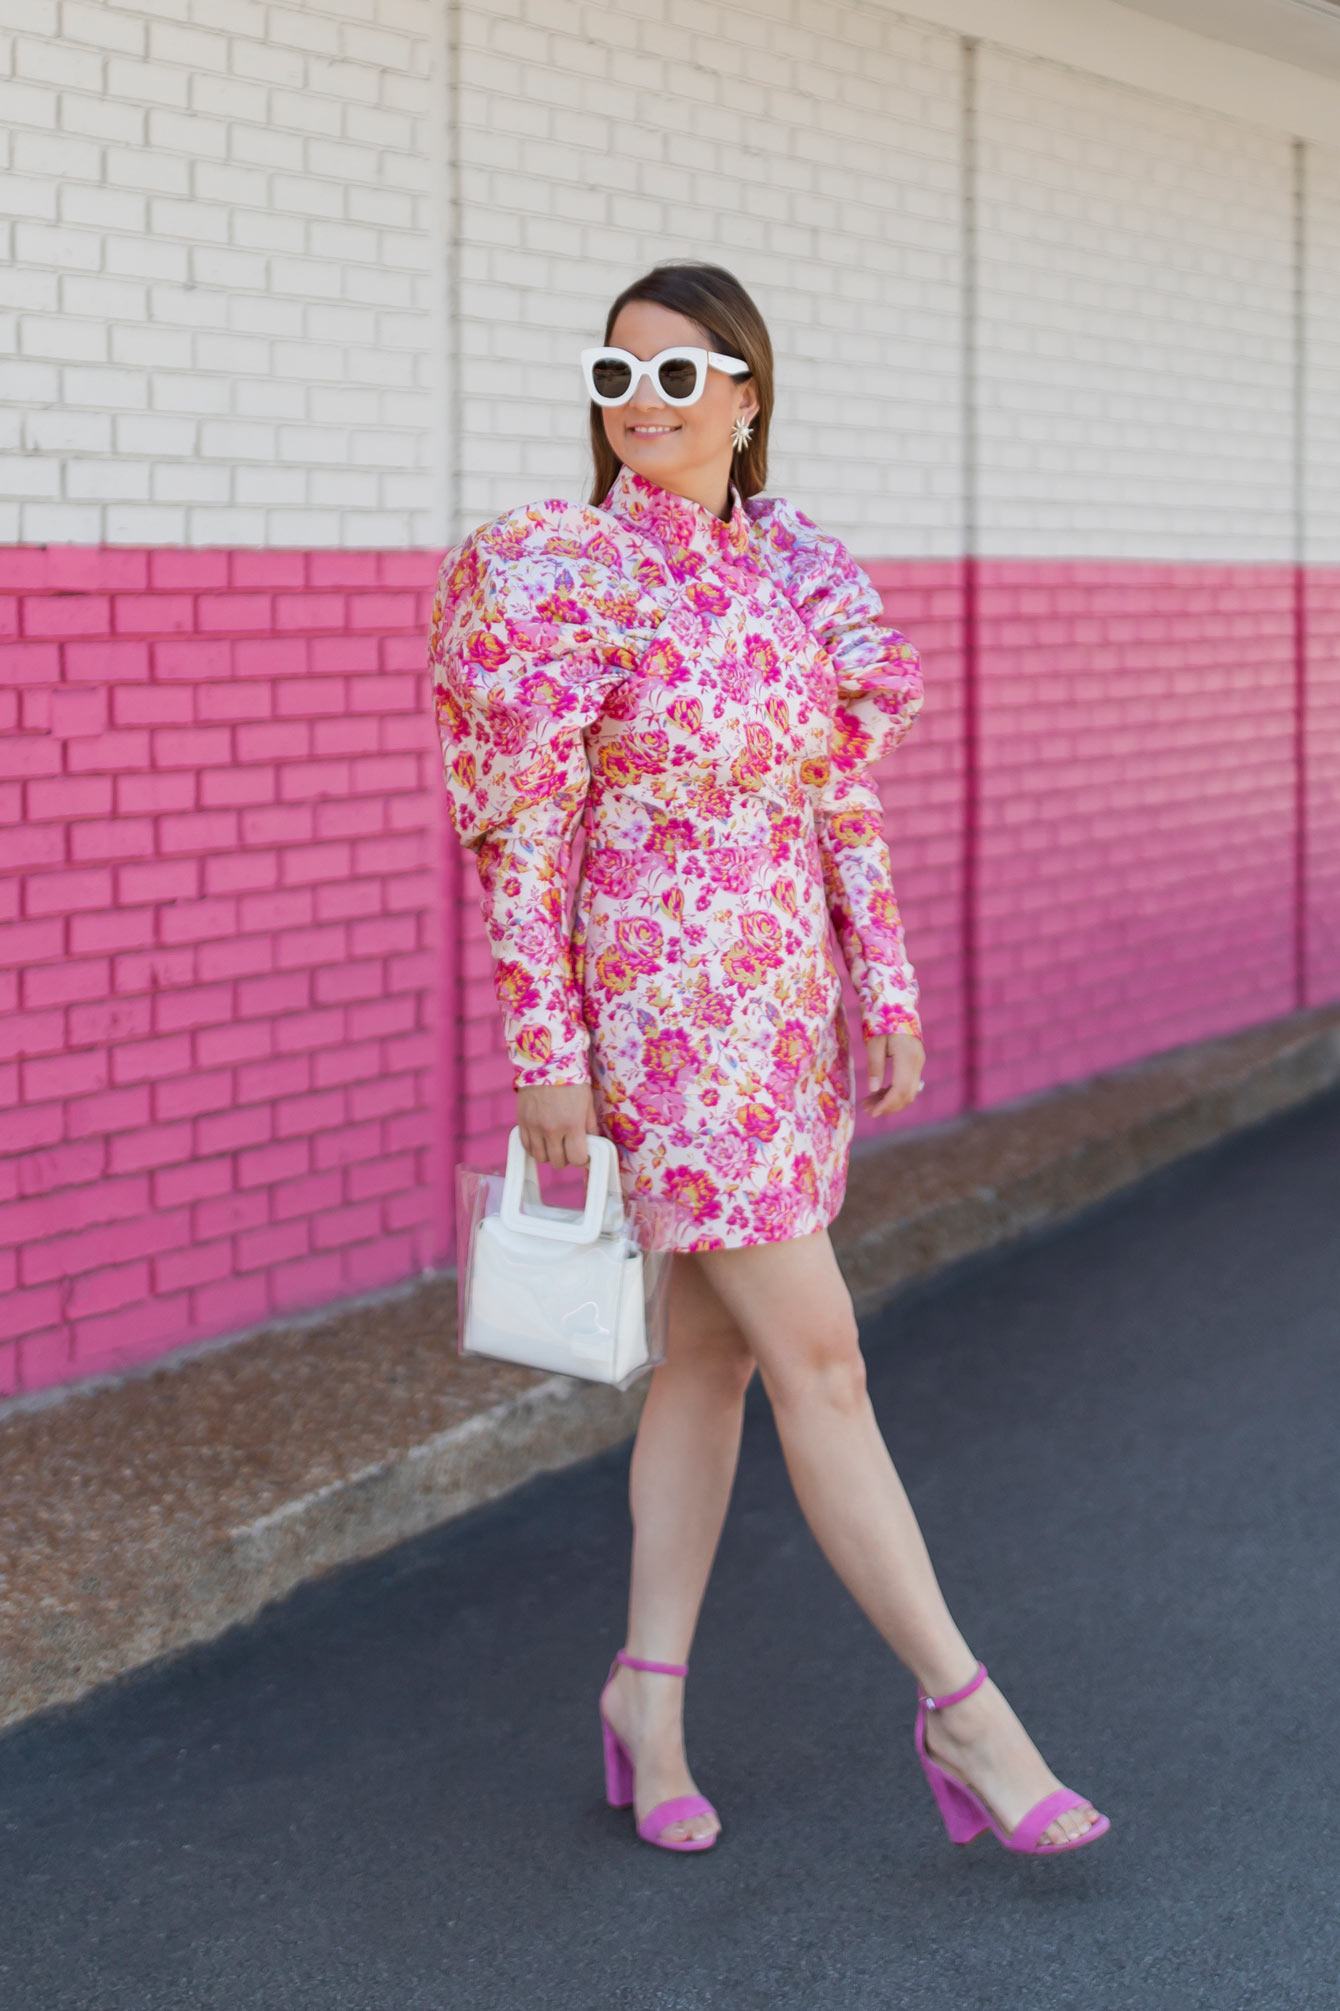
[430,465,924,1252]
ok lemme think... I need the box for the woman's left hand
[862,1029,926,1117]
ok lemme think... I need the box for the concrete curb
[5,1002,1339,1732]
[1,1366,646,1732]
[226,1375,646,1601]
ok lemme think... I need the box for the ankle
[919,1653,983,1707]
[609,1666,684,1726]
[618,1648,688,1678]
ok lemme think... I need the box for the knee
[767,1315,867,1415]
[711,1336,757,1404]
[662,1327,755,1405]
[714,1353,757,1408]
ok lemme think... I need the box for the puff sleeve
[429,500,663,1088]
[751,497,924,1044]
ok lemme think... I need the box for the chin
[621,447,684,480]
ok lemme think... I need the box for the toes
[662,1818,717,1844]
[1043,1805,1098,1847]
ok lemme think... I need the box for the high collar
[601,465,753,566]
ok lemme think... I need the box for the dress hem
[647,1192,846,1257]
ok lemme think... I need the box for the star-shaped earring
[731,414,754,453]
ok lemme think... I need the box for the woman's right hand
[516,1082,600,1167]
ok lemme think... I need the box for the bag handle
[499,1127,616,1244]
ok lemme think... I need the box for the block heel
[923,1759,991,1845]
[601,1715,635,1808]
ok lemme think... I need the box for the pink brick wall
[1,546,448,1398]
[4,548,1338,1399]
[972,563,1300,1103]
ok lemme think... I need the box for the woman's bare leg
[698,1230,1099,1846]
[600,1253,755,1844]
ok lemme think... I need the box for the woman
[430,263,1108,1858]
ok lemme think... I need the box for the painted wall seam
[1293,135,1309,1010]
[960,34,981,1112]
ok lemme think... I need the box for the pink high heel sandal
[916,1661,1111,1855]
[600,1651,720,1853]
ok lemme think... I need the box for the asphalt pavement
[5,1085,1340,2011]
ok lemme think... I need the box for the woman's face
[601,300,759,518]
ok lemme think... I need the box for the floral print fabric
[430,465,923,1251]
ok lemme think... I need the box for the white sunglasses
[581,345,751,407]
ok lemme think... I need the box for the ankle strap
[922,1660,988,1712]
[617,1650,688,1677]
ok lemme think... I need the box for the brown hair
[587,261,774,508]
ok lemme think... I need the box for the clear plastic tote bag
[456,1129,672,1388]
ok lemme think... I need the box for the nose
[625,362,669,412]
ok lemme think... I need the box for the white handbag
[460,1129,657,1387]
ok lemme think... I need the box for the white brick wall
[451,0,965,557]
[5,0,1340,561]
[0,0,442,547]
[1306,144,1340,567]
[975,45,1295,562]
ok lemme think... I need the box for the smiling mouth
[626,423,680,435]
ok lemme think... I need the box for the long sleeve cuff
[858,989,923,1044]
[509,1036,592,1090]
[488,947,591,1089]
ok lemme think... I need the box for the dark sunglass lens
[592,358,633,400]
[657,356,699,400]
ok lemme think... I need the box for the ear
[734,382,760,425]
